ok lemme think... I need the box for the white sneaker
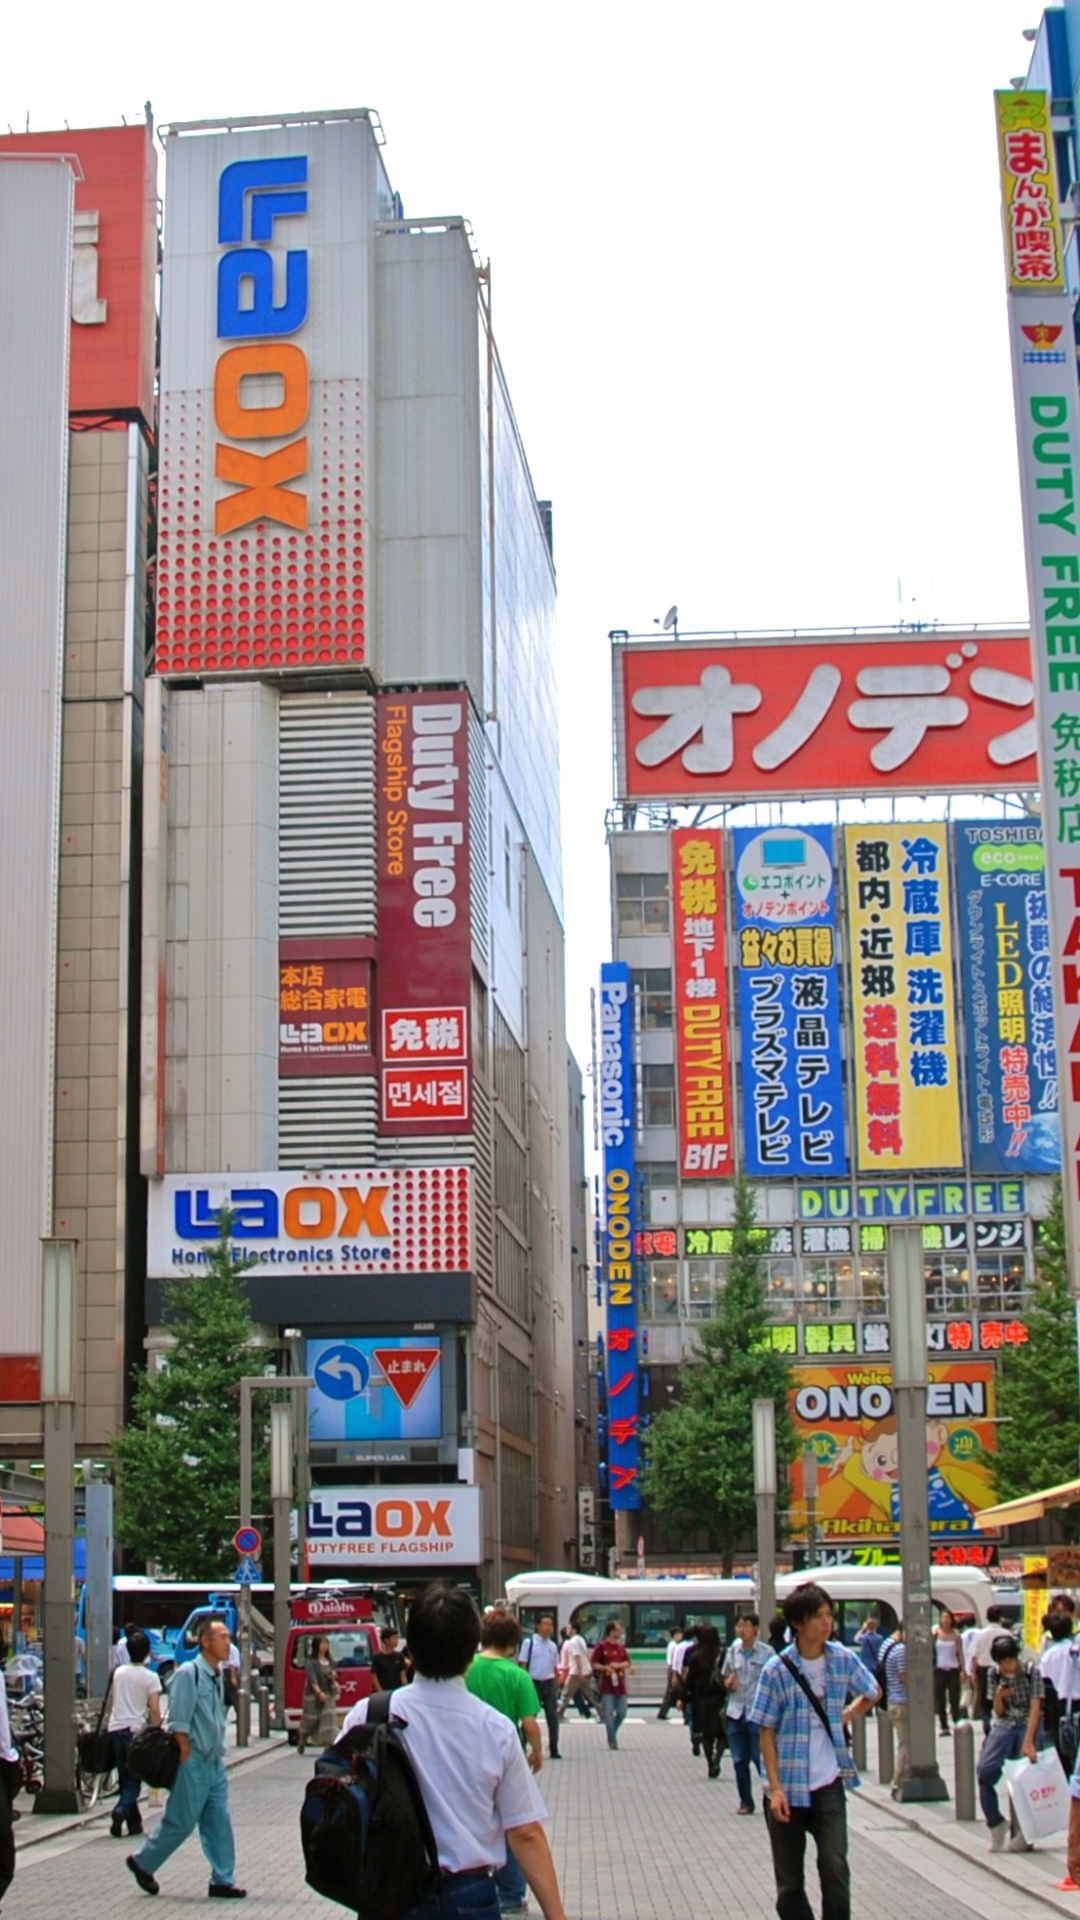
[990,1824,1007,1853]
[1007,1832,1033,1853]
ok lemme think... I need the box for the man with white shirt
[340,1583,567,1920]
[722,1612,771,1814]
[557,1628,596,1720]
[518,1617,561,1759]
[657,1630,685,1720]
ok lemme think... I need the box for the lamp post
[237,1375,314,1747]
[753,1397,777,1628]
[270,1401,292,1734]
[36,1239,79,1812]
[890,1225,948,1802]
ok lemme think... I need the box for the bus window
[832,1599,897,1646]
[570,1602,630,1647]
[632,1603,677,1648]
[680,1608,734,1652]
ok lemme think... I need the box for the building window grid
[631,967,673,1030]
[616,872,670,937]
[642,1062,675,1129]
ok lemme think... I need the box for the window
[616,872,670,936]
[976,1252,1028,1313]
[633,968,673,1029]
[644,1260,679,1318]
[639,1161,677,1197]
[570,1601,630,1647]
[631,1603,677,1647]
[687,1261,726,1318]
[924,1253,972,1316]
[291,1630,372,1669]
[643,1063,675,1128]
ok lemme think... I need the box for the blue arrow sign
[235,1557,261,1585]
[313,1343,371,1402]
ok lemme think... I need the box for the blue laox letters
[216,156,308,338]
[308,1498,371,1539]
[174,1186,278,1238]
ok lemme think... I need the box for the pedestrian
[976,1633,1042,1854]
[932,1609,963,1734]
[657,1629,684,1720]
[748,1580,878,1920]
[959,1616,981,1724]
[339,1582,568,1920]
[884,1627,908,1797]
[556,1625,595,1720]
[518,1616,561,1759]
[681,1625,726,1779]
[968,1604,1010,1733]
[766,1613,788,1656]
[372,1627,410,1693]
[0,1645,19,1914]
[466,1608,543,1919]
[853,1614,883,1676]
[1036,1612,1080,1766]
[297,1634,339,1757]
[722,1610,770,1814]
[591,1619,631,1751]
[222,1635,241,1721]
[1058,1729,1080,1893]
[108,1628,163,1839]
[125,1615,246,1901]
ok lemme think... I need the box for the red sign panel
[376,693,472,1136]
[373,1346,441,1410]
[672,829,733,1178]
[0,125,157,423]
[617,633,1038,802]
[279,940,375,1076]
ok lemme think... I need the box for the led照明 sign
[599,962,641,1510]
[148,1168,471,1277]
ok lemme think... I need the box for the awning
[974,1477,1080,1529]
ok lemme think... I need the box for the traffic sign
[313,1343,371,1402]
[233,1526,262,1557]
[235,1556,261,1585]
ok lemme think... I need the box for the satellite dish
[662,605,679,632]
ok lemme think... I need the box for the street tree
[994,1179,1080,1539]
[642,1173,794,1572]
[114,1212,270,1578]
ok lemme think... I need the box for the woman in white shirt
[107,1628,163,1839]
[932,1609,963,1735]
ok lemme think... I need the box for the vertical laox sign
[214,155,310,534]
[599,962,640,1510]
[997,90,1080,1276]
[377,693,472,1135]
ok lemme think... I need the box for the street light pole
[890,1225,948,1802]
[270,1401,292,1734]
[753,1398,777,1628]
[237,1375,314,1747]
[36,1239,79,1813]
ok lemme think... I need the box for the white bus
[504,1566,1006,1700]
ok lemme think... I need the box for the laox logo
[175,1184,389,1240]
[308,1497,452,1540]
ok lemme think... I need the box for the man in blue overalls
[127,1615,246,1900]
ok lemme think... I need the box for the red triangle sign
[373,1347,441,1411]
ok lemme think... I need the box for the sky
[4,0,1042,1065]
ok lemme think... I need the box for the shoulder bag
[76,1676,114,1775]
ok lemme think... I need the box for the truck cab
[283,1586,394,1738]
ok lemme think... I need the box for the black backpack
[299,1691,442,1919]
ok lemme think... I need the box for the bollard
[257,1679,270,1740]
[851,1712,867,1775]
[953,1721,976,1821]
[877,1707,894,1788]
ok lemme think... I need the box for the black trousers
[533,1678,560,1757]
[934,1667,961,1730]
[0,1755,17,1903]
[765,1781,850,1920]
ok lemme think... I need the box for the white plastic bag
[1004,1748,1070,1843]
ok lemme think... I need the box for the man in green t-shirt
[467,1610,543,1918]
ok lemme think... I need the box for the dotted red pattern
[155,380,366,674]
[298,1167,472,1275]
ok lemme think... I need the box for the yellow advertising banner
[845,823,962,1171]
[994,91,1065,293]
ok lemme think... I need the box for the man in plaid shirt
[977,1633,1042,1853]
[747,1583,878,1920]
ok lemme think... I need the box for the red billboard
[616,632,1037,803]
[0,125,157,423]
[672,828,733,1178]
[279,940,375,1076]
[376,693,472,1135]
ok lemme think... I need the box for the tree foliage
[114,1214,271,1578]
[994,1180,1080,1540]
[642,1174,795,1571]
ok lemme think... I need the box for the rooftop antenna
[655,604,679,640]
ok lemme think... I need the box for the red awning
[0,1510,45,1556]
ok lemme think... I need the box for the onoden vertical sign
[996,89,1080,1275]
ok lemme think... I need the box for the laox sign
[176,1183,388,1240]
[308,1496,452,1540]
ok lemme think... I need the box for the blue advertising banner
[953,822,1060,1175]
[733,823,848,1177]
[306,1337,442,1441]
[599,961,640,1510]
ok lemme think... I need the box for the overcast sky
[5,0,1040,1064]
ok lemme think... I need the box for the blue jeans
[765,1779,849,1920]
[977,1720,1027,1828]
[406,1870,500,1920]
[495,1838,527,1912]
[728,1714,762,1808]
[110,1729,143,1831]
[601,1693,628,1748]
[135,1750,235,1886]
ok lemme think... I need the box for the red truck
[283,1584,398,1738]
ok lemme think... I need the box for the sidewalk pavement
[853,1713,1080,1916]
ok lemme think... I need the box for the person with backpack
[335,1581,568,1920]
[748,1581,879,1920]
[466,1609,543,1919]
[107,1628,163,1839]
[680,1624,727,1780]
[976,1633,1042,1853]
[126,1616,245,1901]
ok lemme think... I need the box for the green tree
[994,1179,1080,1539]
[115,1213,270,1578]
[642,1174,794,1572]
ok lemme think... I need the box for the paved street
[4,1711,1075,1919]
